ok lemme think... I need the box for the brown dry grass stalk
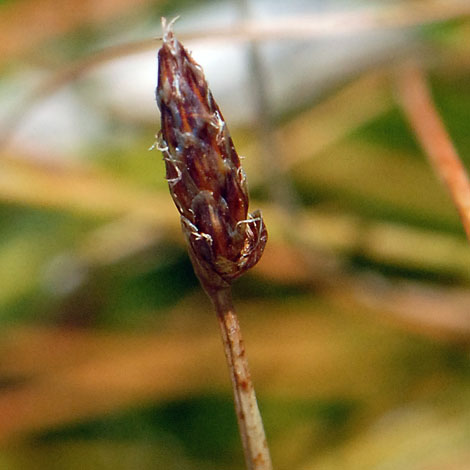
[397,62,470,241]
[3,0,468,63]
[213,288,271,470]
[4,1,469,146]
[155,18,271,470]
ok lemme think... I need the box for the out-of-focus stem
[397,61,470,242]
[211,288,272,470]
[237,0,298,211]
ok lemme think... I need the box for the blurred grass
[1,1,470,469]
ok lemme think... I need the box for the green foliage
[1,2,470,469]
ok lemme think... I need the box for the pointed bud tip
[161,16,180,43]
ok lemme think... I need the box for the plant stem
[211,287,272,470]
[397,61,470,242]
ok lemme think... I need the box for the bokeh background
[1,0,470,469]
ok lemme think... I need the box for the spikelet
[155,18,267,294]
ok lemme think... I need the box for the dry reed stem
[397,62,470,241]
[213,288,272,470]
[237,0,297,211]
[3,0,470,145]
[2,0,469,64]
[0,288,469,443]
[0,0,157,62]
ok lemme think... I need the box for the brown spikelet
[156,18,267,294]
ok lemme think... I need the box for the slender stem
[397,61,470,242]
[237,0,297,211]
[211,287,272,470]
